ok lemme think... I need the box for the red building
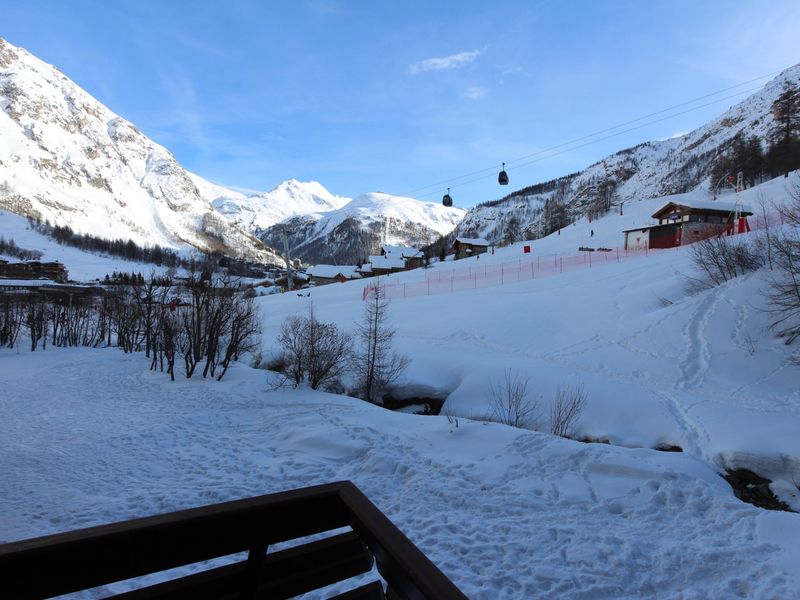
[623,200,753,250]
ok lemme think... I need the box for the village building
[357,263,374,278]
[380,245,425,269]
[273,271,310,290]
[306,264,362,286]
[0,278,103,301]
[0,260,68,282]
[452,237,490,259]
[367,254,406,276]
[622,200,753,250]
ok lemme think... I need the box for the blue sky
[2,0,799,207]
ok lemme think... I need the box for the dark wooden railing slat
[0,481,466,600]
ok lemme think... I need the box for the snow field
[257,174,800,496]
[2,347,799,598]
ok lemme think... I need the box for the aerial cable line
[421,85,764,200]
[399,67,786,198]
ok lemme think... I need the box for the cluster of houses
[0,259,103,300]
[305,238,492,287]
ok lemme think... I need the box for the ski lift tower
[733,171,744,224]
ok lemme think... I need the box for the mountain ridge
[452,64,800,244]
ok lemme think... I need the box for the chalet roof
[454,237,490,246]
[306,264,361,279]
[368,255,406,270]
[652,200,753,219]
[382,245,423,258]
[358,263,373,274]
[622,222,680,234]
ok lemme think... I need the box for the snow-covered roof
[358,263,373,273]
[455,237,490,246]
[0,278,68,287]
[654,199,753,217]
[382,245,422,258]
[306,264,361,279]
[368,255,406,269]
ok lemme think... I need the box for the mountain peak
[0,37,280,264]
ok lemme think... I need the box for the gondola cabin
[498,163,509,185]
[442,188,453,207]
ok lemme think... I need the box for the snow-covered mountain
[258,191,467,265]
[454,64,800,244]
[0,38,281,264]
[206,178,350,232]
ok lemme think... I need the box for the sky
[1,0,799,207]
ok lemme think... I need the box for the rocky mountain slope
[258,191,466,265]
[0,38,281,264]
[454,64,800,244]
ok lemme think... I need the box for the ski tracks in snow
[655,390,711,459]
[676,287,722,392]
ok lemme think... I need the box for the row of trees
[26,217,194,269]
[0,236,43,261]
[709,83,800,189]
[0,271,260,381]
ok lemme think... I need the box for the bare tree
[756,192,774,270]
[767,180,800,343]
[216,294,261,381]
[487,369,539,428]
[276,306,351,390]
[0,293,25,349]
[767,233,800,343]
[352,284,409,403]
[550,384,588,438]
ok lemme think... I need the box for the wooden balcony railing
[0,481,467,600]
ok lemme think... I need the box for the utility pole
[282,229,294,291]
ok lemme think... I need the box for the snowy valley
[3,171,800,597]
[2,30,800,600]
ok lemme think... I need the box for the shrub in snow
[549,384,588,439]
[487,369,539,429]
[276,306,351,390]
[687,235,765,292]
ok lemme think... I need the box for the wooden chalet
[306,264,362,286]
[623,200,753,250]
[452,237,490,259]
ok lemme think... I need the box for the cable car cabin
[498,163,509,185]
[442,189,453,207]
[622,199,753,250]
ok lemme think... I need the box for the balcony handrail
[0,480,467,600]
